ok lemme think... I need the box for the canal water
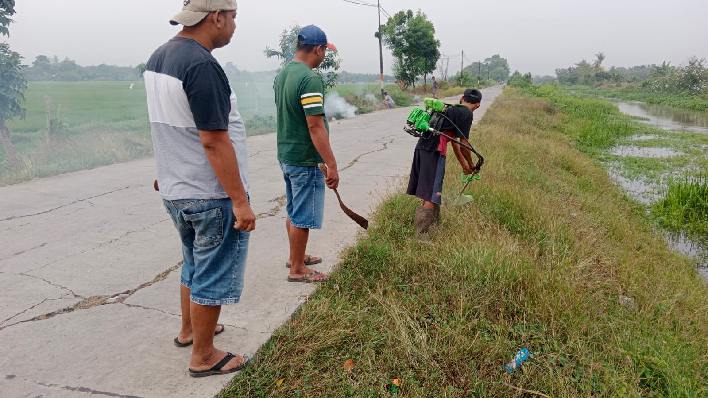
[611,101,707,278]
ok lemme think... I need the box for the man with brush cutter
[406,89,484,236]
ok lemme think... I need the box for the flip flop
[188,353,250,378]
[174,324,225,348]
[285,254,323,268]
[287,271,329,283]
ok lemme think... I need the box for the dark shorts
[407,149,446,205]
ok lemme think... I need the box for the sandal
[287,271,329,283]
[188,352,250,378]
[285,254,323,268]
[174,324,225,348]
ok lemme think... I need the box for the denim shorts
[280,163,325,229]
[163,198,250,306]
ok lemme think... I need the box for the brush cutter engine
[404,98,485,172]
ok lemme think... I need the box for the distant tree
[0,0,15,36]
[136,63,146,78]
[264,25,341,90]
[464,54,511,82]
[381,10,440,89]
[0,0,25,166]
[508,71,533,88]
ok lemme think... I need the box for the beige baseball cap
[170,0,238,27]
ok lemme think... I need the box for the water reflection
[610,101,708,277]
[615,101,708,134]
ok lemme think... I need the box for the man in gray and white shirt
[144,0,253,378]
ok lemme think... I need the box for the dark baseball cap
[298,25,337,51]
[463,89,483,103]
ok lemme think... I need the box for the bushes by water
[652,175,708,240]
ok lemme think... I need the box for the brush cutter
[318,164,369,230]
[453,173,481,206]
[404,98,486,206]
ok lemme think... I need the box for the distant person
[383,91,396,109]
[144,0,255,378]
[274,25,338,283]
[431,76,439,97]
[407,89,483,235]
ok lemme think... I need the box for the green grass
[652,175,708,240]
[568,85,708,112]
[0,80,285,186]
[220,89,707,397]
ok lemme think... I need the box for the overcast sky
[6,0,708,76]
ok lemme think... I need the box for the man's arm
[451,140,474,175]
[306,115,339,190]
[459,137,478,173]
[199,131,256,232]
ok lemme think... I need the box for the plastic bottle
[504,348,531,373]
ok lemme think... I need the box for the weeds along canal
[607,100,707,278]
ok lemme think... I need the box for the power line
[341,0,378,8]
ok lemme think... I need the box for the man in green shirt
[274,25,339,283]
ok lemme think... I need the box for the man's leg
[178,285,192,342]
[188,303,244,371]
[288,224,310,277]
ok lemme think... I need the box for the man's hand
[325,164,340,190]
[233,202,256,232]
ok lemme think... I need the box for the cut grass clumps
[652,175,708,239]
[220,88,707,397]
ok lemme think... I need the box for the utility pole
[377,0,385,98]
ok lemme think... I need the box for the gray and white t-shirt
[144,36,249,200]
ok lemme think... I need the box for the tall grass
[652,175,708,239]
[220,89,707,397]
[525,85,636,154]
[570,85,708,112]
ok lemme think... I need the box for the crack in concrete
[26,217,171,274]
[33,380,144,398]
[0,297,66,327]
[340,135,399,172]
[16,272,85,299]
[256,195,286,220]
[248,148,275,159]
[5,242,48,259]
[0,186,136,223]
[121,303,181,318]
[0,262,182,333]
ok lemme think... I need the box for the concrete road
[0,86,501,398]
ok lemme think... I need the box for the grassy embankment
[568,85,708,112]
[220,87,707,397]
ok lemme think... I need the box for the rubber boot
[415,206,437,236]
[433,205,441,224]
